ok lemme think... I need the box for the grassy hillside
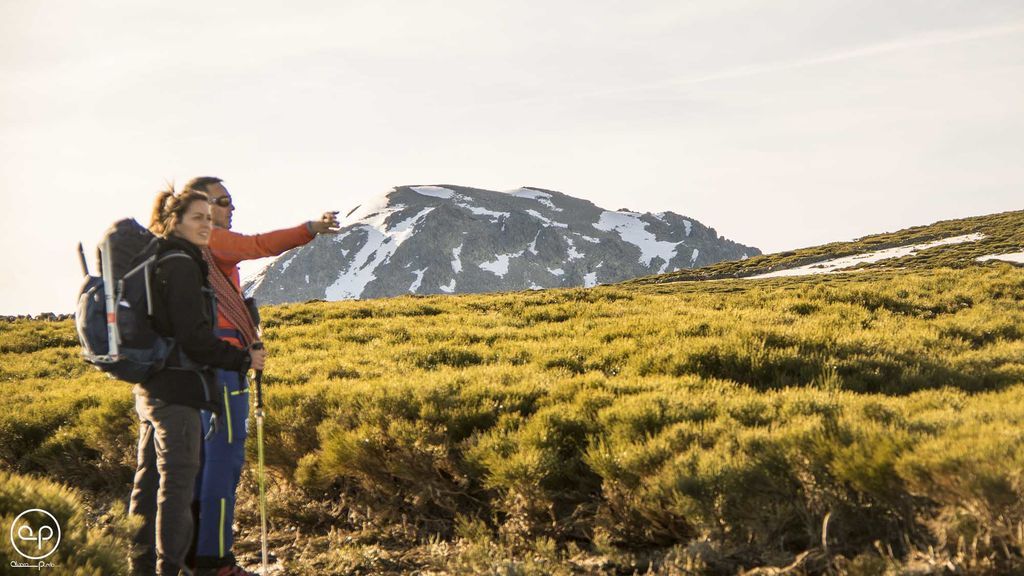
[628,209,1024,283]
[1,211,1023,574]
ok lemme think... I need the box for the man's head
[184,176,233,229]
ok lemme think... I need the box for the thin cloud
[676,19,1024,87]
[471,19,1024,110]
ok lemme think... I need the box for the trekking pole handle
[251,341,264,409]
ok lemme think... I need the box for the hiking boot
[195,565,259,576]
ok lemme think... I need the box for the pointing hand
[310,211,341,234]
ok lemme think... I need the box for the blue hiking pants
[195,365,249,561]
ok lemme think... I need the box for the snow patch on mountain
[656,212,693,236]
[325,228,391,299]
[463,205,510,221]
[527,231,541,255]
[566,238,584,260]
[451,244,463,273]
[479,251,524,277]
[391,208,435,245]
[583,272,598,287]
[511,188,563,212]
[748,233,987,279]
[412,186,456,199]
[977,252,1024,264]
[414,185,509,221]
[439,278,456,293]
[279,253,298,272]
[242,270,266,298]
[594,211,680,271]
[410,268,428,293]
[525,209,568,228]
[343,191,402,226]
[325,207,435,299]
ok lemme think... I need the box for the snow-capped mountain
[243,185,760,304]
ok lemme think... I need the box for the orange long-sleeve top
[208,223,314,343]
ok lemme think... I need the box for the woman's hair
[150,184,210,237]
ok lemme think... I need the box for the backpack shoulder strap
[122,247,191,281]
[156,249,192,265]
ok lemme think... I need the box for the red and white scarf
[201,247,259,347]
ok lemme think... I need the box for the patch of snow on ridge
[480,254,511,277]
[326,227,392,299]
[278,252,298,272]
[323,208,435,300]
[566,238,584,260]
[439,278,456,293]
[410,185,511,221]
[691,248,699,263]
[525,209,568,228]
[243,268,267,298]
[479,250,524,278]
[390,208,434,246]
[409,268,428,293]
[528,231,541,255]
[977,252,1024,264]
[411,186,456,199]
[594,211,680,272]
[583,272,598,287]
[656,211,692,236]
[748,233,988,280]
[346,204,407,235]
[462,204,510,220]
[451,244,463,273]
[510,188,562,211]
[548,267,565,276]
[343,190,403,226]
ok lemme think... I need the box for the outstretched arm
[209,224,315,267]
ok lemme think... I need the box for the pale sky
[2,1,1022,314]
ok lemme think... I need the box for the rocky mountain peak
[244,185,759,304]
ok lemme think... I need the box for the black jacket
[138,234,250,411]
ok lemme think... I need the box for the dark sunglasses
[210,196,233,208]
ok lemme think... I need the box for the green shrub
[0,470,134,575]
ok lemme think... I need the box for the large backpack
[75,219,191,383]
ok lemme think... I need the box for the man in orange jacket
[184,176,339,576]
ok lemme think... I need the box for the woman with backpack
[128,187,267,576]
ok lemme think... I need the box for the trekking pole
[99,238,120,360]
[252,341,269,574]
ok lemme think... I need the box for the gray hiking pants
[128,394,202,576]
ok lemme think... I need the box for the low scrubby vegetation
[1,211,1023,574]
[0,469,135,575]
